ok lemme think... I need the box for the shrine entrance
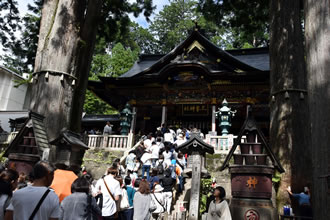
[88,28,271,136]
[135,104,212,134]
[166,104,211,133]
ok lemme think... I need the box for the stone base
[230,198,278,220]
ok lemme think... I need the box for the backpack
[157,161,164,174]
[169,165,176,180]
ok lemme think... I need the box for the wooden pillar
[161,105,167,126]
[211,105,216,132]
[188,152,202,220]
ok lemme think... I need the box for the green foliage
[0,0,20,48]
[198,0,269,48]
[149,0,231,53]
[1,0,42,74]
[84,42,138,114]
[95,0,155,51]
[1,0,154,72]
[0,150,6,163]
[200,178,213,213]
[90,42,138,79]
[83,90,117,115]
[272,170,282,193]
[128,22,158,54]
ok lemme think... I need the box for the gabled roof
[116,29,268,80]
[220,106,285,173]
[177,133,214,155]
[4,111,50,158]
[50,130,88,150]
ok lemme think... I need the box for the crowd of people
[0,125,234,220]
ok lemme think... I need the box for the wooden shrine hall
[88,28,270,136]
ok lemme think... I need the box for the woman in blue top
[125,176,135,220]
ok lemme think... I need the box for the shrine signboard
[182,104,209,116]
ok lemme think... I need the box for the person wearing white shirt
[141,152,152,180]
[144,135,153,150]
[5,161,60,220]
[150,142,160,168]
[164,130,174,143]
[162,146,173,168]
[126,151,136,172]
[174,134,186,146]
[95,167,122,219]
[156,137,165,150]
[151,184,165,220]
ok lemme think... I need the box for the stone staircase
[170,177,191,219]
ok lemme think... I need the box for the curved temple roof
[118,29,269,79]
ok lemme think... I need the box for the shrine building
[88,28,270,136]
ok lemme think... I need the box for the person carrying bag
[103,177,119,219]
[151,184,166,220]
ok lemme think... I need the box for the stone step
[170,178,192,219]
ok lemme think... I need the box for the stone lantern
[120,103,133,135]
[177,133,214,220]
[216,99,236,135]
[50,130,89,173]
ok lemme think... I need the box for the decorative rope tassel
[45,72,49,80]
[60,74,64,82]
[284,91,290,99]
[71,79,75,86]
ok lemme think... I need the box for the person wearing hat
[174,133,186,146]
[151,184,166,220]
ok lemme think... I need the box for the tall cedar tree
[30,0,154,147]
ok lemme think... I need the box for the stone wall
[205,153,232,196]
[82,148,124,179]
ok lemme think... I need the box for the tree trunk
[269,0,312,213]
[305,0,330,219]
[30,0,102,154]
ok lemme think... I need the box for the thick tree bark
[30,0,102,149]
[305,0,330,219]
[269,0,312,212]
